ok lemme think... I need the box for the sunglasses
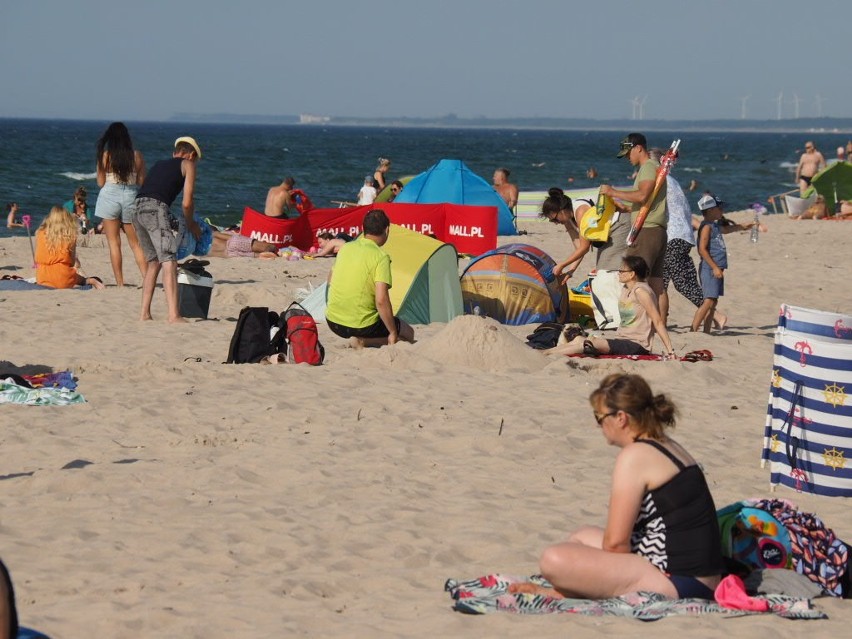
[391,187,400,192]
[594,411,617,425]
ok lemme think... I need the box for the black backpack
[226,307,286,364]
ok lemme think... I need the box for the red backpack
[284,302,325,365]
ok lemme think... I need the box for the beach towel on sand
[0,371,84,405]
[444,573,825,620]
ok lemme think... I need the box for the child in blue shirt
[691,194,761,332]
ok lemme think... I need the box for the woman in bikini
[511,373,724,600]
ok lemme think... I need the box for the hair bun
[547,187,564,198]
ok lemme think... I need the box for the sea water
[1,118,847,238]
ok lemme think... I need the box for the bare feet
[349,336,365,349]
[507,582,565,599]
[713,311,728,331]
[140,313,153,321]
[168,316,189,324]
[86,276,105,290]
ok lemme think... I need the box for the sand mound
[413,315,547,372]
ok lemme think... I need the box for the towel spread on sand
[0,371,85,405]
[444,573,826,620]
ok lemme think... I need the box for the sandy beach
[2,212,851,638]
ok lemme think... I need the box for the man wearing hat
[600,132,668,302]
[132,136,202,323]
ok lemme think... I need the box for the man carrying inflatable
[600,133,667,301]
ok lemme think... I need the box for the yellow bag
[580,192,616,244]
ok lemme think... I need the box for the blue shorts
[699,262,724,299]
[668,574,716,600]
[95,183,138,223]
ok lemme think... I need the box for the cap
[175,136,202,159]
[616,133,647,158]
[698,194,726,211]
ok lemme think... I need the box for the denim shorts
[699,262,724,299]
[132,197,181,263]
[95,183,138,223]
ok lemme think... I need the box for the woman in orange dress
[35,207,104,289]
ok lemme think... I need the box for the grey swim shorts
[132,197,181,262]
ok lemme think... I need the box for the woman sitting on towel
[35,207,104,289]
[548,255,675,359]
[510,373,724,600]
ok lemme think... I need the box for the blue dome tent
[393,159,517,235]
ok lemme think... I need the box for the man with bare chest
[796,142,826,194]
[492,168,519,211]
[265,176,296,217]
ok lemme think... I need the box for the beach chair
[783,193,817,218]
[761,303,852,497]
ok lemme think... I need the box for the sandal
[582,339,600,357]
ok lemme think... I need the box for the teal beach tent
[392,159,517,235]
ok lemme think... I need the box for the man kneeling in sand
[325,209,414,348]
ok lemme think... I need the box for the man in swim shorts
[796,141,825,194]
[325,209,414,348]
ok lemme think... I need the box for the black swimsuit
[630,440,723,598]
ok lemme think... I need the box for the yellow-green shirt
[326,236,392,328]
[631,159,667,228]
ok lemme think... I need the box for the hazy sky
[2,0,850,122]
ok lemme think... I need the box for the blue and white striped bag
[762,304,852,497]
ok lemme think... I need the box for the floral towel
[444,574,826,620]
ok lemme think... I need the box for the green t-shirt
[326,236,392,329]
[631,159,667,228]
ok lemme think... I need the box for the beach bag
[283,302,325,365]
[717,502,794,574]
[226,307,286,364]
[589,270,621,330]
[525,322,586,349]
[580,192,617,244]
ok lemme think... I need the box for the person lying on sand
[206,231,278,259]
[508,374,723,600]
[315,232,353,257]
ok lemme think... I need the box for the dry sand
[1,213,851,637]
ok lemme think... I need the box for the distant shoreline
[2,114,852,135]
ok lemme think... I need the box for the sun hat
[698,194,726,211]
[175,136,202,159]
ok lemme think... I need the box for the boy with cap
[600,132,668,301]
[691,194,763,332]
[132,136,202,323]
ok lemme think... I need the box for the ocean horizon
[2,117,848,237]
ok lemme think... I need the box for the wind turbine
[639,96,647,120]
[739,95,750,120]
[773,91,783,120]
[814,94,827,117]
[629,96,640,120]
[791,93,802,119]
